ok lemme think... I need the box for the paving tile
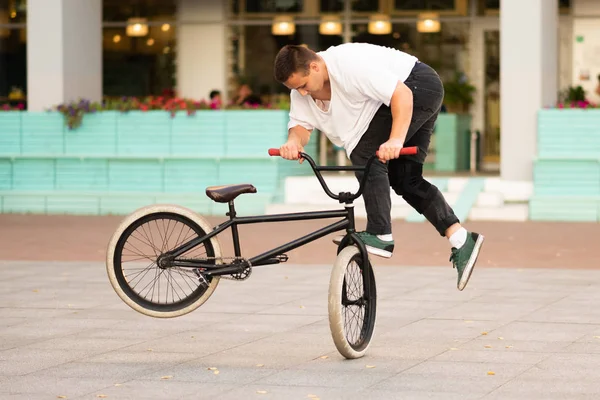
[2,262,600,399]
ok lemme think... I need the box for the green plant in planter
[53,95,291,130]
[559,85,586,103]
[443,72,476,113]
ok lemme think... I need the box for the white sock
[449,228,468,249]
[377,234,393,242]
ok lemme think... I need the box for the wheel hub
[156,254,173,269]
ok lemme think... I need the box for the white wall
[27,0,102,111]
[176,0,227,101]
[500,0,558,181]
[62,0,102,105]
[573,0,600,15]
[27,0,63,110]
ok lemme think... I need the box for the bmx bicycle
[106,146,417,359]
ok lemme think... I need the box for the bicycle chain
[191,256,252,282]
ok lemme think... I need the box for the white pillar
[176,0,227,102]
[500,0,558,181]
[27,0,102,111]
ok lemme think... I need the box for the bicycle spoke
[124,261,157,286]
[115,213,216,310]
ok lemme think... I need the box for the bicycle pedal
[193,268,209,286]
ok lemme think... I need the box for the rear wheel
[328,246,377,359]
[106,204,223,318]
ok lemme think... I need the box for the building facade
[1,0,599,182]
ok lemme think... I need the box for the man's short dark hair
[209,90,220,99]
[273,45,319,83]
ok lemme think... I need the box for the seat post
[226,200,236,219]
[226,200,242,257]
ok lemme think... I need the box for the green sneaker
[332,231,394,258]
[450,232,485,291]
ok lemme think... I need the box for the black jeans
[349,62,459,236]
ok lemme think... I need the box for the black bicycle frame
[166,151,377,277]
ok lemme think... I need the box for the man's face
[284,62,323,97]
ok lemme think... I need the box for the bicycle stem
[298,152,379,204]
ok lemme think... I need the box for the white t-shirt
[287,42,418,156]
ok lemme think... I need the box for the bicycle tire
[328,245,377,359]
[106,204,223,318]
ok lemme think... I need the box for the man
[273,43,484,291]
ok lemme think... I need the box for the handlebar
[268,146,418,203]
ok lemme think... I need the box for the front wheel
[328,246,377,359]
[106,204,223,318]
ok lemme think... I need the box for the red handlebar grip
[268,148,280,157]
[375,146,418,158]
[400,146,418,155]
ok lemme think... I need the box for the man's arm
[388,81,413,146]
[289,125,311,147]
[376,80,414,162]
[281,125,311,161]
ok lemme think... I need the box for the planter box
[0,112,21,155]
[224,110,288,157]
[530,109,600,222]
[21,112,64,154]
[117,111,171,156]
[533,158,599,197]
[433,113,472,172]
[55,159,109,191]
[538,109,600,158]
[65,111,118,155]
[0,109,314,216]
[171,111,226,157]
[163,159,219,193]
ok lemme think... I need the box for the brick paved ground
[1,214,599,399]
[0,214,597,269]
[3,261,600,399]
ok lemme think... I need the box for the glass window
[0,28,26,105]
[351,22,470,83]
[231,0,240,14]
[394,0,457,11]
[245,0,303,13]
[353,0,379,12]
[237,24,342,97]
[484,0,570,10]
[320,0,379,12]
[102,26,176,97]
[320,0,343,12]
[0,0,26,24]
[103,0,176,22]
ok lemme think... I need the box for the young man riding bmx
[273,43,484,291]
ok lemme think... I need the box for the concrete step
[468,204,529,221]
[266,202,530,222]
[283,175,459,205]
[284,191,459,207]
[483,178,533,202]
[476,192,504,208]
